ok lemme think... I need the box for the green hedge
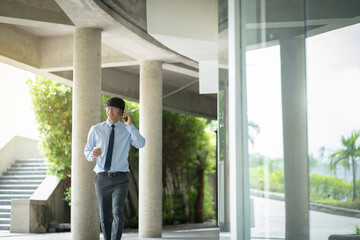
[249,167,284,193]
[310,173,352,201]
[250,166,359,203]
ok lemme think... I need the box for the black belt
[98,172,126,177]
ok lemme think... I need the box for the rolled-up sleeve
[126,124,146,149]
[84,126,96,161]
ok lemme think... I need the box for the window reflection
[218,0,359,239]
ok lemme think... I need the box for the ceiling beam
[39,35,139,71]
[0,23,40,69]
[0,0,73,27]
[163,64,198,78]
[51,68,216,119]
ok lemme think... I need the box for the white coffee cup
[92,147,101,160]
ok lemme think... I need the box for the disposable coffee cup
[92,147,101,159]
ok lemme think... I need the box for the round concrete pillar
[139,61,163,238]
[72,28,101,240]
[280,37,309,240]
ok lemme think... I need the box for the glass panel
[218,0,230,233]
[241,0,307,239]
[306,6,360,238]
[219,0,359,238]
[247,46,285,239]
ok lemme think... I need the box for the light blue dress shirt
[84,119,145,173]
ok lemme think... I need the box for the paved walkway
[0,223,219,240]
[251,197,360,239]
[1,197,360,239]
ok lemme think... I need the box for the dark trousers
[95,172,129,240]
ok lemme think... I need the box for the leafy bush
[124,214,138,228]
[354,224,360,235]
[310,173,352,201]
[64,187,71,206]
[27,76,72,180]
[249,167,284,192]
[162,111,216,223]
[250,163,360,207]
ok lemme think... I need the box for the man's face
[106,106,123,123]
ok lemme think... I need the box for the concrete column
[72,28,101,240]
[226,0,251,239]
[280,37,309,240]
[139,61,163,238]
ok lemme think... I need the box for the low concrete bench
[11,176,67,233]
[47,223,71,232]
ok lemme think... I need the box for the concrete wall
[0,136,43,176]
[10,175,68,233]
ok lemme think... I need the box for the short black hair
[106,97,125,111]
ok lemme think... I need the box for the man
[84,97,145,240]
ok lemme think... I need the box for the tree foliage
[162,111,216,223]
[27,76,72,180]
[329,131,360,201]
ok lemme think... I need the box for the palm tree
[329,131,360,201]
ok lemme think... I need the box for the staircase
[0,159,47,231]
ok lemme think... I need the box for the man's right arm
[84,126,96,162]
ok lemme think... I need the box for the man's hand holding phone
[122,112,131,126]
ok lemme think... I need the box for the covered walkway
[0,223,219,240]
[1,0,360,239]
[0,1,216,238]
[1,198,360,240]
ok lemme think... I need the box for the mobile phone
[122,114,128,122]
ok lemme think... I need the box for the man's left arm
[126,124,146,149]
[123,112,145,149]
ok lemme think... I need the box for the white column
[139,61,163,238]
[72,28,101,240]
[280,37,309,240]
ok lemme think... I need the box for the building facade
[0,0,359,239]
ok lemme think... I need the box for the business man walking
[84,97,145,240]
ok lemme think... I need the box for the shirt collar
[106,119,121,128]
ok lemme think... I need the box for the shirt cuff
[85,152,94,162]
[126,124,135,132]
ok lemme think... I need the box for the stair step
[0,224,10,230]
[0,176,46,180]
[0,158,48,231]
[0,190,34,195]
[0,185,38,190]
[3,171,46,176]
[0,218,10,224]
[0,207,11,213]
[0,200,11,205]
[7,167,47,171]
[0,195,31,200]
[15,159,46,164]
[12,163,46,168]
[0,180,43,185]
[0,213,10,218]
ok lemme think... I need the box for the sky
[0,24,359,159]
[0,63,37,148]
[247,23,360,159]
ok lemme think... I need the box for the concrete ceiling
[0,0,217,120]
